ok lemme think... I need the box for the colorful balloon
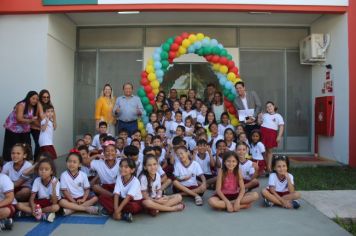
[141,97,149,105]
[182,39,191,48]
[171,43,179,51]
[144,85,152,93]
[141,77,149,86]
[196,33,205,40]
[147,92,155,100]
[219,65,228,74]
[146,65,154,74]
[188,34,197,43]
[151,80,159,89]
[148,73,156,81]
[145,104,153,113]
[137,87,146,97]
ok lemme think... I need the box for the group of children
[0,98,301,231]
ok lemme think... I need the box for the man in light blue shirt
[113,83,144,136]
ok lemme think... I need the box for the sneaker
[292,200,301,209]
[122,212,133,223]
[42,213,56,223]
[0,218,13,231]
[86,206,99,215]
[99,207,109,216]
[263,198,273,207]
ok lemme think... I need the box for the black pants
[30,128,40,162]
[2,129,31,162]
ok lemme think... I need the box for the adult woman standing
[2,91,39,162]
[95,84,116,135]
[154,91,168,112]
[211,92,226,123]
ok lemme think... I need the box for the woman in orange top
[95,84,116,135]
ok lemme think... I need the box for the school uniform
[39,119,57,159]
[250,141,266,173]
[267,172,294,196]
[226,142,237,151]
[140,173,161,199]
[32,176,61,208]
[80,165,97,181]
[218,124,234,136]
[169,121,184,136]
[196,113,205,125]
[194,152,213,177]
[90,159,120,192]
[208,134,224,156]
[261,113,284,148]
[2,161,32,191]
[173,160,204,192]
[239,160,259,188]
[0,173,17,217]
[91,133,113,150]
[182,110,197,122]
[60,170,90,199]
[99,175,143,215]
[146,123,155,135]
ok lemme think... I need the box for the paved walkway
[1,157,351,236]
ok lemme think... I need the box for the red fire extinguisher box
[315,96,334,136]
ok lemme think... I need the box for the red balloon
[169,51,177,59]
[141,71,148,78]
[144,85,152,93]
[211,55,220,63]
[205,55,213,61]
[147,92,155,100]
[168,58,174,64]
[170,43,179,51]
[181,32,189,39]
[224,100,232,108]
[219,57,228,65]
[141,78,149,86]
[227,60,235,69]
[150,100,156,105]
[174,36,183,45]
[228,107,237,115]
[229,67,239,74]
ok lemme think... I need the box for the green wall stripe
[43,0,97,5]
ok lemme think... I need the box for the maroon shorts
[101,184,115,193]
[34,199,52,208]
[261,127,278,148]
[268,189,290,197]
[213,193,239,201]
[40,145,57,159]
[243,179,260,189]
[252,160,266,174]
[98,195,143,215]
[2,204,16,218]
[64,195,93,202]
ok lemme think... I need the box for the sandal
[175,203,185,211]
[195,196,203,206]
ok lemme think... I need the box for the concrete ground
[1,157,351,236]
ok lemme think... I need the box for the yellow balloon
[151,80,159,89]
[219,65,228,74]
[146,65,154,74]
[147,58,154,66]
[153,88,159,95]
[182,39,191,48]
[231,118,239,126]
[188,34,197,43]
[197,33,205,41]
[138,121,144,130]
[148,73,156,81]
[212,63,220,71]
[227,72,236,81]
[141,129,147,138]
[178,46,187,55]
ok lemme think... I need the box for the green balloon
[220,49,228,57]
[197,48,204,56]
[162,43,170,51]
[223,89,230,97]
[203,47,212,55]
[141,97,149,105]
[227,54,233,60]
[161,60,169,68]
[160,51,169,60]
[227,93,235,101]
[167,37,174,44]
[145,104,153,114]
[137,88,146,97]
[212,46,220,55]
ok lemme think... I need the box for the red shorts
[40,145,57,159]
[101,184,115,193]
[268,189,290,197]
[2,204,16,218]
[252,160,266,174]
[34,199,52,208]
[261,127,278,148]
[213,193,239,201]
[98,195,143,215]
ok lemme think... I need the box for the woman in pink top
[208,151,258,212]
[2,91,39,161]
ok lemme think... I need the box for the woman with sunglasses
[154,91,168,112]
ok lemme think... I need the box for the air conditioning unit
[300,34,330,65]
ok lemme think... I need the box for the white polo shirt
[194,152,212,175]
[2,161,32,187]
[39,119,54,147]
[90,159,120,184]
[268,173,294,192]
[140,173,161,199]
[183,110,197,122]
[208,134,224,156]
[114,176,142,200]
[0,173,17,204]
[250,142,266,161]
[173,160,203,187]
[261,113,284,131]
[239,160,255,181]
[32,176,61,200]
[60,170,90,198]
[227,142,237,151]
[218,124,234,136]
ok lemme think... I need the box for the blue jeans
[117,120,138,136]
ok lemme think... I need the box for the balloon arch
[137,32,242,136]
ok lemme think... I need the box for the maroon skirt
[261,126,278,148]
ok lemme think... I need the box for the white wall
[0,14,76,157]
[311,14,349,164]
[46,14,76,155]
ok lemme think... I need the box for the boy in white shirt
[39,105,57,159]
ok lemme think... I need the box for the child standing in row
[250,130,266,176]
[39,105,57,159]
